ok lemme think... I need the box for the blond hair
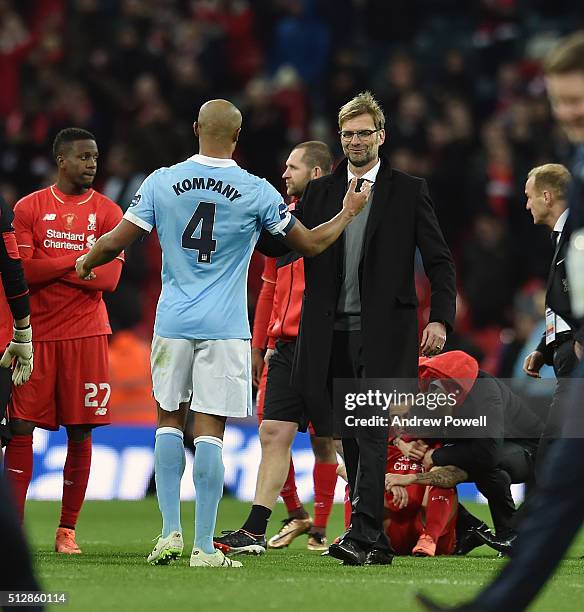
[338,91,385,130]
[293,141,334,174]
[544,31,584,75]
[528,163,572,201]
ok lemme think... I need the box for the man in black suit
[522,163,574,475]
[417,30,584,612]
[220,93,456,565]
[251,91,456,566]
[305,92,456,565]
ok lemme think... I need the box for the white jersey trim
[123,211,153,232]
[193,435,223,449]
[50,185,95,206]
[189,154,238,168]
[268,213,295,237]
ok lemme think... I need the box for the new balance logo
[43,213,57,221]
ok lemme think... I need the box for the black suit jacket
[536,224,577,363]
[257,155,456,421]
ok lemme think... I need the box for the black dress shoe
[454,524,492,556]
[416,593,481,611]
[328,538,367,566]
[474,529,517,555]
[364,547,393,565]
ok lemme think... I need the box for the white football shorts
[151,335,252,418]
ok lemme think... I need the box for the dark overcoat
[258,155,456,423]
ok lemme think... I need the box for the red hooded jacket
[252,200,304,349]
[418,350,479,407]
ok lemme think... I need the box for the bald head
[196,99,242,142]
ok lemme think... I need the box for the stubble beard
[347,148,374,168]
[287,184,302,198]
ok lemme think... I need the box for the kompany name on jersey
[123,155,294,340]
[172,176,242,202]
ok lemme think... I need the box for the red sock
[313,462,337,529]
[424,487,456,541]
[280,459,302,513]
[343,484,352,530]
[60,438,92,529]
[4,434,33,524]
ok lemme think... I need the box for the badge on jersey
[62,213,77,230]
[87,213,96,231]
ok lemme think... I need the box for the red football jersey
[13,185,123,341]
[386,440,442,475]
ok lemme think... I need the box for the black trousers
[331,330,390,551]
[472,440,536,536]
[474,358,584,611]
[0,474,42,610]
[535,338,577,479]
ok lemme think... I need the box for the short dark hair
[544,31,584,75]
[53,127,96,160]
[293,141,334,175]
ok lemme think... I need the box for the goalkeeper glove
[0,325,33,386]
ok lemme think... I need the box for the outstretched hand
[342,178,372,218]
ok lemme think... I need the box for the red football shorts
[9,336,111,430]
[256,364,316,435]
[384,485,457,556]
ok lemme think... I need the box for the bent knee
[259,420,296,447]
[10,419,36,436]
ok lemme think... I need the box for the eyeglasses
[338,129,381,141]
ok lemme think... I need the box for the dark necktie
[550,230,563,266]
[348,177,366,192]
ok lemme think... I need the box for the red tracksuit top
[252,200,304,350]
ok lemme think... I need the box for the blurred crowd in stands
[2,0,583,398]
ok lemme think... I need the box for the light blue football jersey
[124,154,295,339]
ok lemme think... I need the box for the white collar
[189,154,238,168]
[554,208,569,233]
[347,159,381,184]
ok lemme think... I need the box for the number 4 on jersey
[182,201,217,263]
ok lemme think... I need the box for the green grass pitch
[25,498,584,611]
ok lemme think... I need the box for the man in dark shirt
[0,193,41,603]
[387,351,542,547]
